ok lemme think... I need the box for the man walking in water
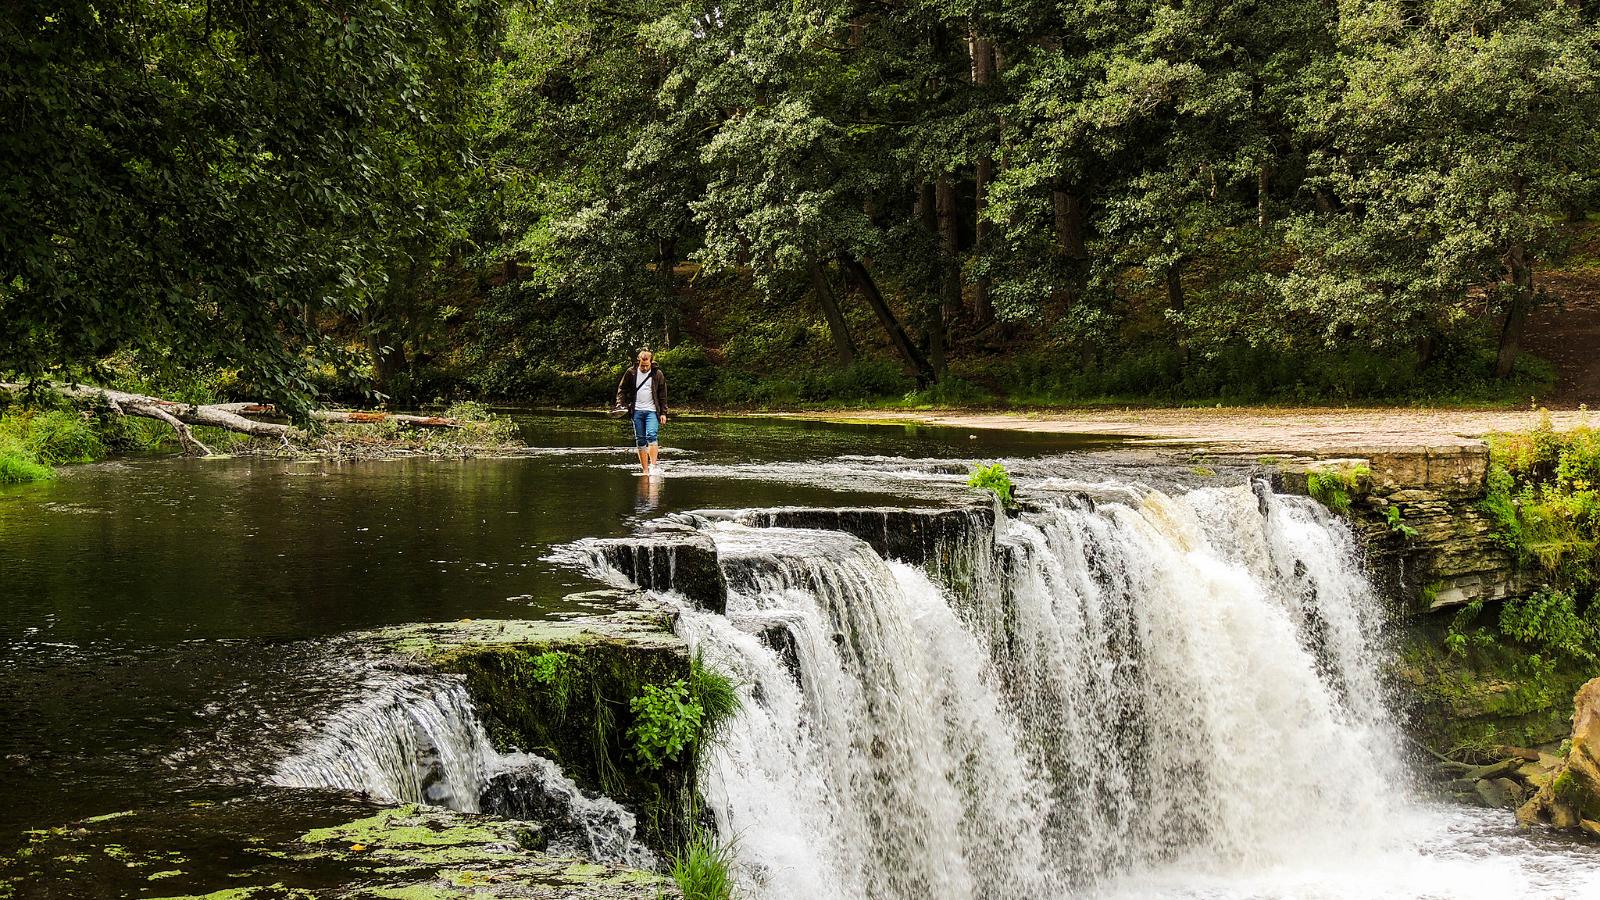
[616,348,667,476]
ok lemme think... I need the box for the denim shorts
[631,409,661,447]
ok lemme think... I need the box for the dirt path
[779,406,1599,453]
[1525,269,1600,404]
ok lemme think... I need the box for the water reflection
[635,473,663,512]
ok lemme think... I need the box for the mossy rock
[0,789,673,900]
[369,599,697,854]
[1395,627,1594,752]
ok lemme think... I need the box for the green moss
[1398,629,1593,753]
[150,887,311,900]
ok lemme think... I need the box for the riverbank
[760,405,1600,452]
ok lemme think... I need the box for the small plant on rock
[1306,463,1369,515]
[528,650,574,713]
[1385,504,1420,540]
[967,462,1015,508]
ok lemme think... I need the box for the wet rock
[1474,777,1524,809]
[1516,677,1600,837]
[756,622,802,686]
[590,526,727,613]
[697,505,994,577]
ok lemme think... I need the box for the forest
[4,0,1599,416]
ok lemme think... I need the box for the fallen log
[0,382,460,458]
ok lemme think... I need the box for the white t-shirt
[634,368,656,412]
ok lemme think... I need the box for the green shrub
[628,681,704,770]
[671,830,736,900]
[444,401,522,445]
[1486,418,1600,588]
[808,358,914,401]
[528,651,575,713]
[655,343,717,401]
[968,462,1015,507]
[1499,588,1598,664]
[627,657,740,770]
[1306,463,1369,515]
[1,409,105,465]
[901,376,994,407]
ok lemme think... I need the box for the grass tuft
[670,830,736,900]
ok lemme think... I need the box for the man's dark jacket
[615,365,667,415]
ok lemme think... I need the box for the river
[1,412,1597,897]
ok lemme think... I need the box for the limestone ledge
[366,595,696,855]
[1264,443,1521,612]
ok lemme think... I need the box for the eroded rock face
[1273,445,1522,613]
[1517,677,1600,837]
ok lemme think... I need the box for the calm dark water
[0,413,1109,843]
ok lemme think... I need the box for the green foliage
[2,0,498,420]
[1486,418,1600,588]
[967,463,1016,508]
[4,409,104,465]
[1499,589,1599,664]
[7,0,1595,414]
[528,651,575,713]
[1306,464,1369,515]
[1385,505,1420,540]
[670,830,736,900]
[626,655,740,771]
[628,681,703,771]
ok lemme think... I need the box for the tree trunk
[916,181,947,378]
[658,239,679,349]
[936,174,963,322]
[808,258,858,366]
[0,383,466,457]
[1052,185,1088,308]
[1166,261,1190,366]
[1495,241,1534,379]
[840,255,938,386]
[1257,164,1272,228]
[970,31,996,326]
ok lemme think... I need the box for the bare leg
[637,447,649,473]
[648,442,660,468]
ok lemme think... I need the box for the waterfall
[676,484,1416,899]
[269,672,495,812]
[269,670,655,868]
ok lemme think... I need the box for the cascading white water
[269,672,495,812]
[673,483,1600,899]
[269,670,655,868]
